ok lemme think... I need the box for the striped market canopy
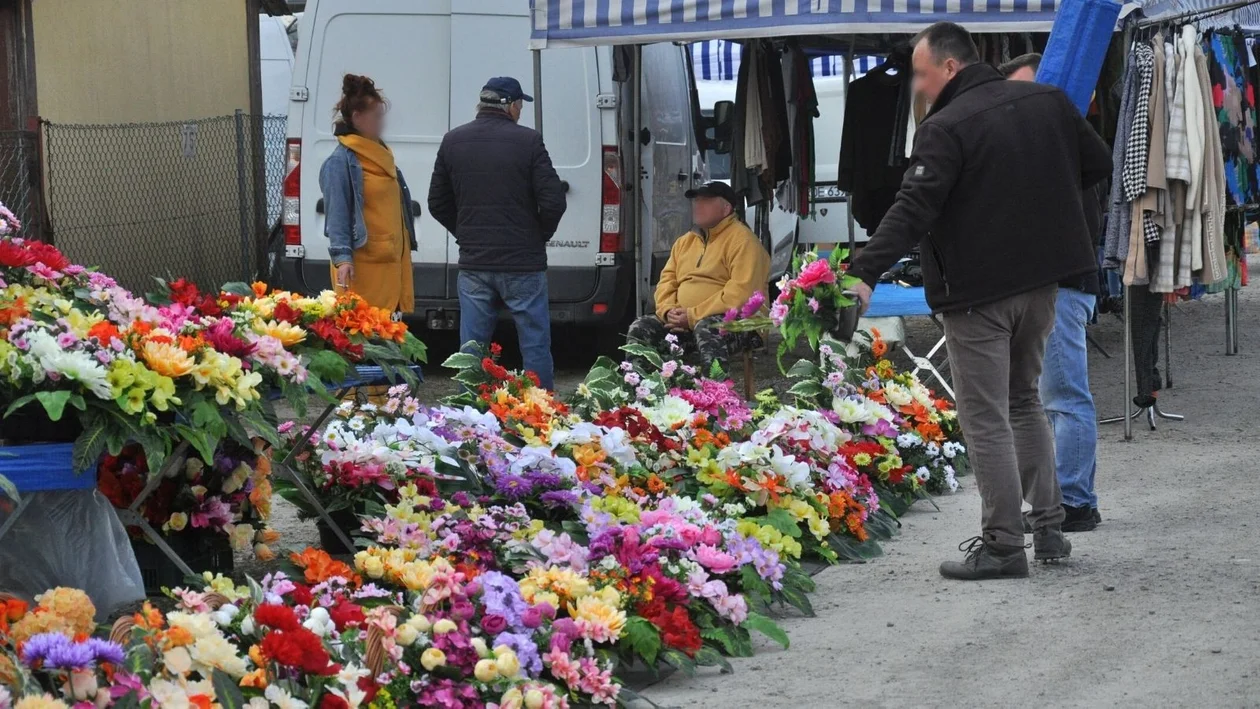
[692,40,884,81]
[529,0,1067,48]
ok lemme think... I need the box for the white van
[259,15,296,230]
[279,0,702,339]
[694,79,797,284]
[797,74,870,250]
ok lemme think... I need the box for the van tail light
[282,139,301,246]
[599,146,624,253]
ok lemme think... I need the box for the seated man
[626,182,770,374]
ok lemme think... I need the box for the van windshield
[701,110,731,181]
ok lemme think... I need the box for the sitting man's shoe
[1092,508,1102,524]
[1033,525,1072,562]
[1062,504,1098,533]
[940,536,1029,580]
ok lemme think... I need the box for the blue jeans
[1039,288,1098,509]
[457,270,554,390]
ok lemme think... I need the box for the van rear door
[639,43,700,301]
[449,1,602,307]
[297,0,451,298]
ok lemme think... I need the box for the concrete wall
[32,0,251,123]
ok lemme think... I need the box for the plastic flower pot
[131,533,233,596]
[317,508,360,555]
[830,304,861,342]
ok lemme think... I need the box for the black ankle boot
[939,537,1029,580]
[1033,525,1073,561]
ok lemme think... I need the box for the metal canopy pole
[844,38,857,256]
[532,50,544,136]
[632,45,645,317]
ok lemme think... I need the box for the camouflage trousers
[625,314,753,376]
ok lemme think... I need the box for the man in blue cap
[429,76,567,389]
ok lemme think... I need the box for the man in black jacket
[428,76,567,390]
[847,23,1112,580]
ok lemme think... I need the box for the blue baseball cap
[482,76,533,103]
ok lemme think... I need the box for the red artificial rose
[640,602,702,657]
[273,300,302,324]
[489,342,503,357]
[319,695,350,709]
[0,240,34,269]
[195,294,223,317]
[168,278,201,306]
[261,627,338,674]
[253,603,301,632]
[481,357,509,381]
[23,241,69,271]
[289,584,314,608]
[328,599,365,631]
[356,677,379,704]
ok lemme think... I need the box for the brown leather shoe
[939,537,1029,580]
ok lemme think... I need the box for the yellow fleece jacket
[654,215,771,326]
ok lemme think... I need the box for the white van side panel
[449,10,601,272]
[296,1,452,297]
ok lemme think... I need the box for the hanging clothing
[1196,44,1229,285]
[1104,54,1140,269]
[837,64,909,232]
[1206,30,1259,206]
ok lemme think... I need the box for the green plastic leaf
[306,349,352,385]
[441,352,482,371]
[0,473,18,505]
[3,393,36,417]
[693,646,734,673]
[36,389,75,421]
[742,612,790,650]
[618,343,663,370]
[125,643,155,675]
[622,616,662,667]
[173,424,216,466]
[219,281,254,296]
[778,583,815,617]
[72,419,110,474]
[659,648,696,677]
[212,669,247,709]
[763,507,802,538]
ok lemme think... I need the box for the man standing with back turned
[847,23,1112,580]
[429,76,567,390]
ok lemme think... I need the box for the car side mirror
[711,100,735,155]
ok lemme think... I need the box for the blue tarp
[865,283,933,318]
[530,0,1067,48]
[0,443,97,493]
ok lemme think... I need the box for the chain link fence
[0,131,41,237]
[43,113,287,293]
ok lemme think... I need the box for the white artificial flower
[303,607,336,638]
[832,397,870,425]
[643,394,694,431]
[266,685,310,709]
[210,603,239,627]
[884,383,913,408]
[239,614,256,636]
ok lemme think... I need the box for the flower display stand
[270,364,424,555]
[862,283,954,399]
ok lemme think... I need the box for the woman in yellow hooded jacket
[318,74,418,312]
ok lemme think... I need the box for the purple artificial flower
[21,633,71,667]
[540,489,579,509]
[478,571,529,630]
[862,419,899,439]
[449,491,472,508]
[44,640,96,670]
[722,307,739,323]
[522,470,563,490]
[493,474,533,501]
[493,631,542,677]
[83,638,126,666]
[480,613,508,635]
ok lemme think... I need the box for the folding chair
[862,283,954,399]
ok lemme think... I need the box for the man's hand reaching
[851,282,873,316]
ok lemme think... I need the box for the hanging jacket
[847,64,1113,313]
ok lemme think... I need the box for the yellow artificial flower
[567,594,627,642]
[142,340,195,379]
[253,318,306,347]
[420,648,446,671]
[14,694,70,709]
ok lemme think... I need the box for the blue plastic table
[861,284,953,399]
[0,443,97,540]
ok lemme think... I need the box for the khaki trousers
[942,285,1064,547]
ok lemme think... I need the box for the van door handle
[411,200,423,217]
[676,171,688,182]
[315,198,324,214]
[560,180,570,193]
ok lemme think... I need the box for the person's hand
[335,262,354,290]
[851,281,873,316]
[666,308,690,331]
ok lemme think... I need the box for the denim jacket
[318,143,419,265]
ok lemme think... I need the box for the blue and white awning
[692,40,884,81]
[530,0,1066,49]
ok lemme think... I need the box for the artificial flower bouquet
[0,201,426,475]
[722,248,864,367]
[443,343,569,445]
[95,438,279,560]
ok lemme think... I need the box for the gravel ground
[259,260,1260,708]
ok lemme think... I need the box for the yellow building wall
[32,0,251,123]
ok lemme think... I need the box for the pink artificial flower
[191,498,233,530]
[795,258,837,290]
[769,302,789,327]
[808,297,821,313]
[693,544,738,575]
[739,290,767,319]
[713,592,749,624]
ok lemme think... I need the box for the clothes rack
[1099,5,1260,439]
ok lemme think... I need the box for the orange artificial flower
[189,695,212,709]
[178,334,205,353]
[163,626,195,649]
[240,668,268,690]
[870,328,888,358]
[290,547,361,587]
[646,474,667,494]
[133,603,165,631]
[87,320,121,345]
[252,281,269,298]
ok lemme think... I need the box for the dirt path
[264,263,1260,708]
[639,263,1260,709]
